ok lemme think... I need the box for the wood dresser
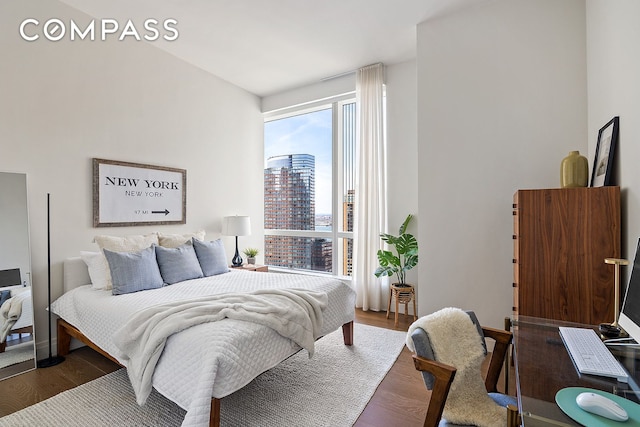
[512,187,620,325]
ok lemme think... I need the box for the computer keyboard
[559,326,629,383]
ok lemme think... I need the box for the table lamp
[222,215,251,267]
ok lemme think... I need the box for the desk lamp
[600,257,629,338]
[222,215,251,267]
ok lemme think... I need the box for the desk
[512,316,640,426]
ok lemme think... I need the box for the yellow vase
[561,151,588,188]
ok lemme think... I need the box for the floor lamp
[37,193,65,368]
[222,215,251,267]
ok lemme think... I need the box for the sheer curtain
[353,63,387,311]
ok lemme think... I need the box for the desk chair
[410,311,518,427]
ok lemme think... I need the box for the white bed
[52,257,356,427]
[0,287,33,352]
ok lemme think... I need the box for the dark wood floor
[0,310,510,425]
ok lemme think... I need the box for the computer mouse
[576,392,629,421]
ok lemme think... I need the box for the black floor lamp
[37,193,65,368]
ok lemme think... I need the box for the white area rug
[0,323,406,427]
[0,343,34,369]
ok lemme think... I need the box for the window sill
[267,266,352,283]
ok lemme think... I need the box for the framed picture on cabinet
[590,116,619,187]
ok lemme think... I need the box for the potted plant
[242,247,259,265]
[374,214,418,287]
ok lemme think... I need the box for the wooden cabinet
[512,187,620,324]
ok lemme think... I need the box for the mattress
[51,269,355,426]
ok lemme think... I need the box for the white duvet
[0,289,32,343]
[51,270,355,427]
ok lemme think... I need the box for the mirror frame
[0,172,36,380]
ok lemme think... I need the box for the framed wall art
[590,116,619,187]
[93,158,186,227]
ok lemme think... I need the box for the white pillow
[158,230,205,248]
[10,287,29,296]
[94,233,159,252]
[80,251,113,290]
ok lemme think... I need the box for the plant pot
[392,283,411,288]
[391,282,414,300]
[247,257,256,265]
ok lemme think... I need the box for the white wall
[385,60,419,307]
[261,74,356,113]
[0,0,264,357]
[416,0,588,328]
[586,1,640,281]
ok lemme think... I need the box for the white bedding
[51,269,355,427]
[0,288,33,343]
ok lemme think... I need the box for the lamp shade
[222,215,251,236]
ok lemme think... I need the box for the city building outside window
[264,98,355,277]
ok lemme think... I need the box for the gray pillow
[104,246,164,295]
[155,242,204,285]
[192,238,229,276]
[0,290,11,307]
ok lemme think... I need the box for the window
[264,98,355,276]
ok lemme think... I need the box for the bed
[0,268,34,353]
[52,256,356,427]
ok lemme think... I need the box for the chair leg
[507,404,520,427]
[394,290,399,327]
[412,290,417,320]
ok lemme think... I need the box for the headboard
[63,257,91,292]
[0,268,21,288]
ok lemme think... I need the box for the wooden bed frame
[57,317,354,427]
[0,325,33,353]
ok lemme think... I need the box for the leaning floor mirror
[0,172,36,379]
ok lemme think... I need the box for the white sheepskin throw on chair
[406,307,506,427]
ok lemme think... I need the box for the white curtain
[353,63,387,311]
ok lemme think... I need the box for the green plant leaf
[399,214,413,235]
[375,214,418,285]
[242,247,259,257]
[394,234,417,255]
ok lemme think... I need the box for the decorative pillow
[94,233,159,253]
[80,251,113,290]
[158,230,206,248]
[10,287,29,296]
[0,290,11,308]
[192,238,229,277]
[103,246,164,295]
[155,243,204,285]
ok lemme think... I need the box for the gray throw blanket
[113,288,328,405]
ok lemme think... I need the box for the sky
[264,108,333,215]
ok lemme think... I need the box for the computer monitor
[618,239,640,344]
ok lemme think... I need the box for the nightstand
[231,264,268,272]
